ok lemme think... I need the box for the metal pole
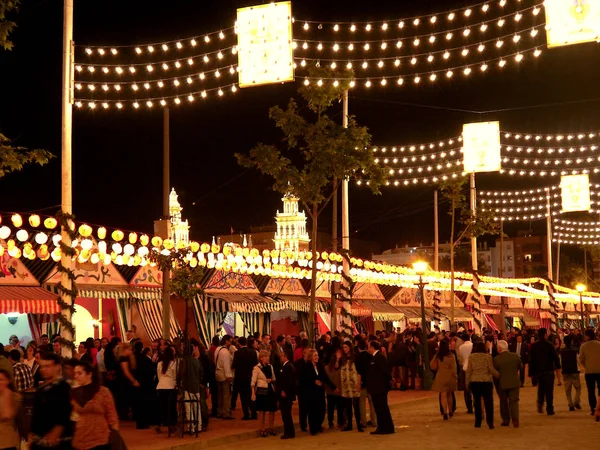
[341,90,351,335]
[469,173,478,271]
[556,240,561,284]
[98,297,103,339]
[331,180,338,332]
[60,0,74,357]
[434,190,439,271]
[546,188,553,280]
[419,276,433,390]
[580,292,585,330]
[499,220,506,333]
[584,248,588,285]
[162,107,171,341]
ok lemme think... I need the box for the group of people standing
[427,326,600,430]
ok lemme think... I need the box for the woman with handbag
[251,350,277,437]
[71,361,119,450]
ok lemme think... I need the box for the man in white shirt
[214,335,234,419]
[457,333,474,414]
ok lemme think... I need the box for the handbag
[256,387,269,396]
[109,429,127,450]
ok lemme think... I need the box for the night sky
[1,0,600,252]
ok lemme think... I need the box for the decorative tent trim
[77,287,162,300]
[0,287,60,314]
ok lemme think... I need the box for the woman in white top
[156,346,177,434]
[251,350,277,437]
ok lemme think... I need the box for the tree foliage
[237,67,386,216]
[0,0,19,50]
[150,248,205,301]
[0,133,54,178]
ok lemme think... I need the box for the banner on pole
[462,121,501,173]
[560,173,591,212]
[236,1,294,87]
[545,0,600,48]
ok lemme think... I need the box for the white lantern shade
[462,121,501,173]
[561,173,591,212]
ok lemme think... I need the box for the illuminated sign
[545,0,600,47]
[561,173,591,212]
[236,1,294,87]
[462,121,501,173]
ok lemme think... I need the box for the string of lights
[74,83,239,110]
[503,131,600,141]
[480,184,600,197]
[295,6,539,47]
[297,0,538,27]
[74,65,238,97]
[503,144,600,155]
[78,27,235,54]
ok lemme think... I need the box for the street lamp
[576,283,586,330]
[413,261,433,390]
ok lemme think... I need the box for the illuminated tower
[169,188,190,245]
[273,192,310,253]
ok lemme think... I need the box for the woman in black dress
[251,350,277,437]
[301,349,337,435]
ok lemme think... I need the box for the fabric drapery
[136,299,181,341]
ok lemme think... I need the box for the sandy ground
[215,381,599,450]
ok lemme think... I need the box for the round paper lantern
[128,232,138,244]
[16,229,28,242]
[190,241,200,252]
[151,236,162,248]
[44,217,58,229]
[0,226,11,240]
[112,230,124,242]
[11,214,23,228]
[29,214,41,227]
[139,234,149,246]
[79,224,93,237]
[97,227,107,240]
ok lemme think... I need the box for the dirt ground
[215,381,599,450]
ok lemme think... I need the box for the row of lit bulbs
[479,191,598,205]
[74,84,239,109]
[490,208,600,221]
[299,0,534,28]
[556,219,600,226]
[552,238,600,246]
[80,29,233,58]
[480,184,600,197]
[75,47,236,75]
[295,28,542,70]
[75,66,237,94]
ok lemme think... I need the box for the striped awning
[353,300,404,321]
[265,295,330,313]
[394,307,433,323]
[202,293,284,313]
[77,287,162,300]
[440,307,474,322]
[0,287,60,314]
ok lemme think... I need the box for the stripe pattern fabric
[192,294,227,348]
[136,299,181,341]
[0,287,60,313]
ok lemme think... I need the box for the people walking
[340,341,363,432]
[277,350,296,439]
[9,349,34,392]
[156,346,178,434]
[182,339,203,434]
[232,336,258,421]
[466,341,499,429]
[561,335,582,411]
[71,361,119,450]
[367,341,394,435]
[355,340,377,428]
[324,348,344,430]
[294,346,310,432]
[431,340,457,420]
[493,340,522,428]
[0,369,20,450]
[579,329,600,416]
[509,334,529,387]
[251,350,278,437]
[529,328,561,415]
[301,349,336,436]
[30,353,73,450]
[457,333,474,414]
[214,335,234,420]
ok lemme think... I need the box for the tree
[1,1,53,175]
[440,176,500,329]
[0,0,19,50]
[237,67,385,343]
[0,134,53,178]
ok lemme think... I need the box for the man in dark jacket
[231,336,258,420]
[561,335,582,411]
[367,341,394,435]
[278,350,297,439]
[529,328,561,415]
[294,346,310,431]
[494,340,523,428]
[356,340,377,428]
[509,334,529,387]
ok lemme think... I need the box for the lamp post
[576,283,586,330]
[413,261,433,391]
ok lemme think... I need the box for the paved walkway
[121,389,436,450]
[122,378,599,450]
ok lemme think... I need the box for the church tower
[169,188,190,245]
[273,192,310,254]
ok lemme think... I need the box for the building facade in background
[169,188,190,245]
[273,193,311,253]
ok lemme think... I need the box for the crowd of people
[0,323,599,450]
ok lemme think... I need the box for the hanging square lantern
[236,1,294,87]
[561,173,591,212]
[462,121,501,173]
[545,0,600,48]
